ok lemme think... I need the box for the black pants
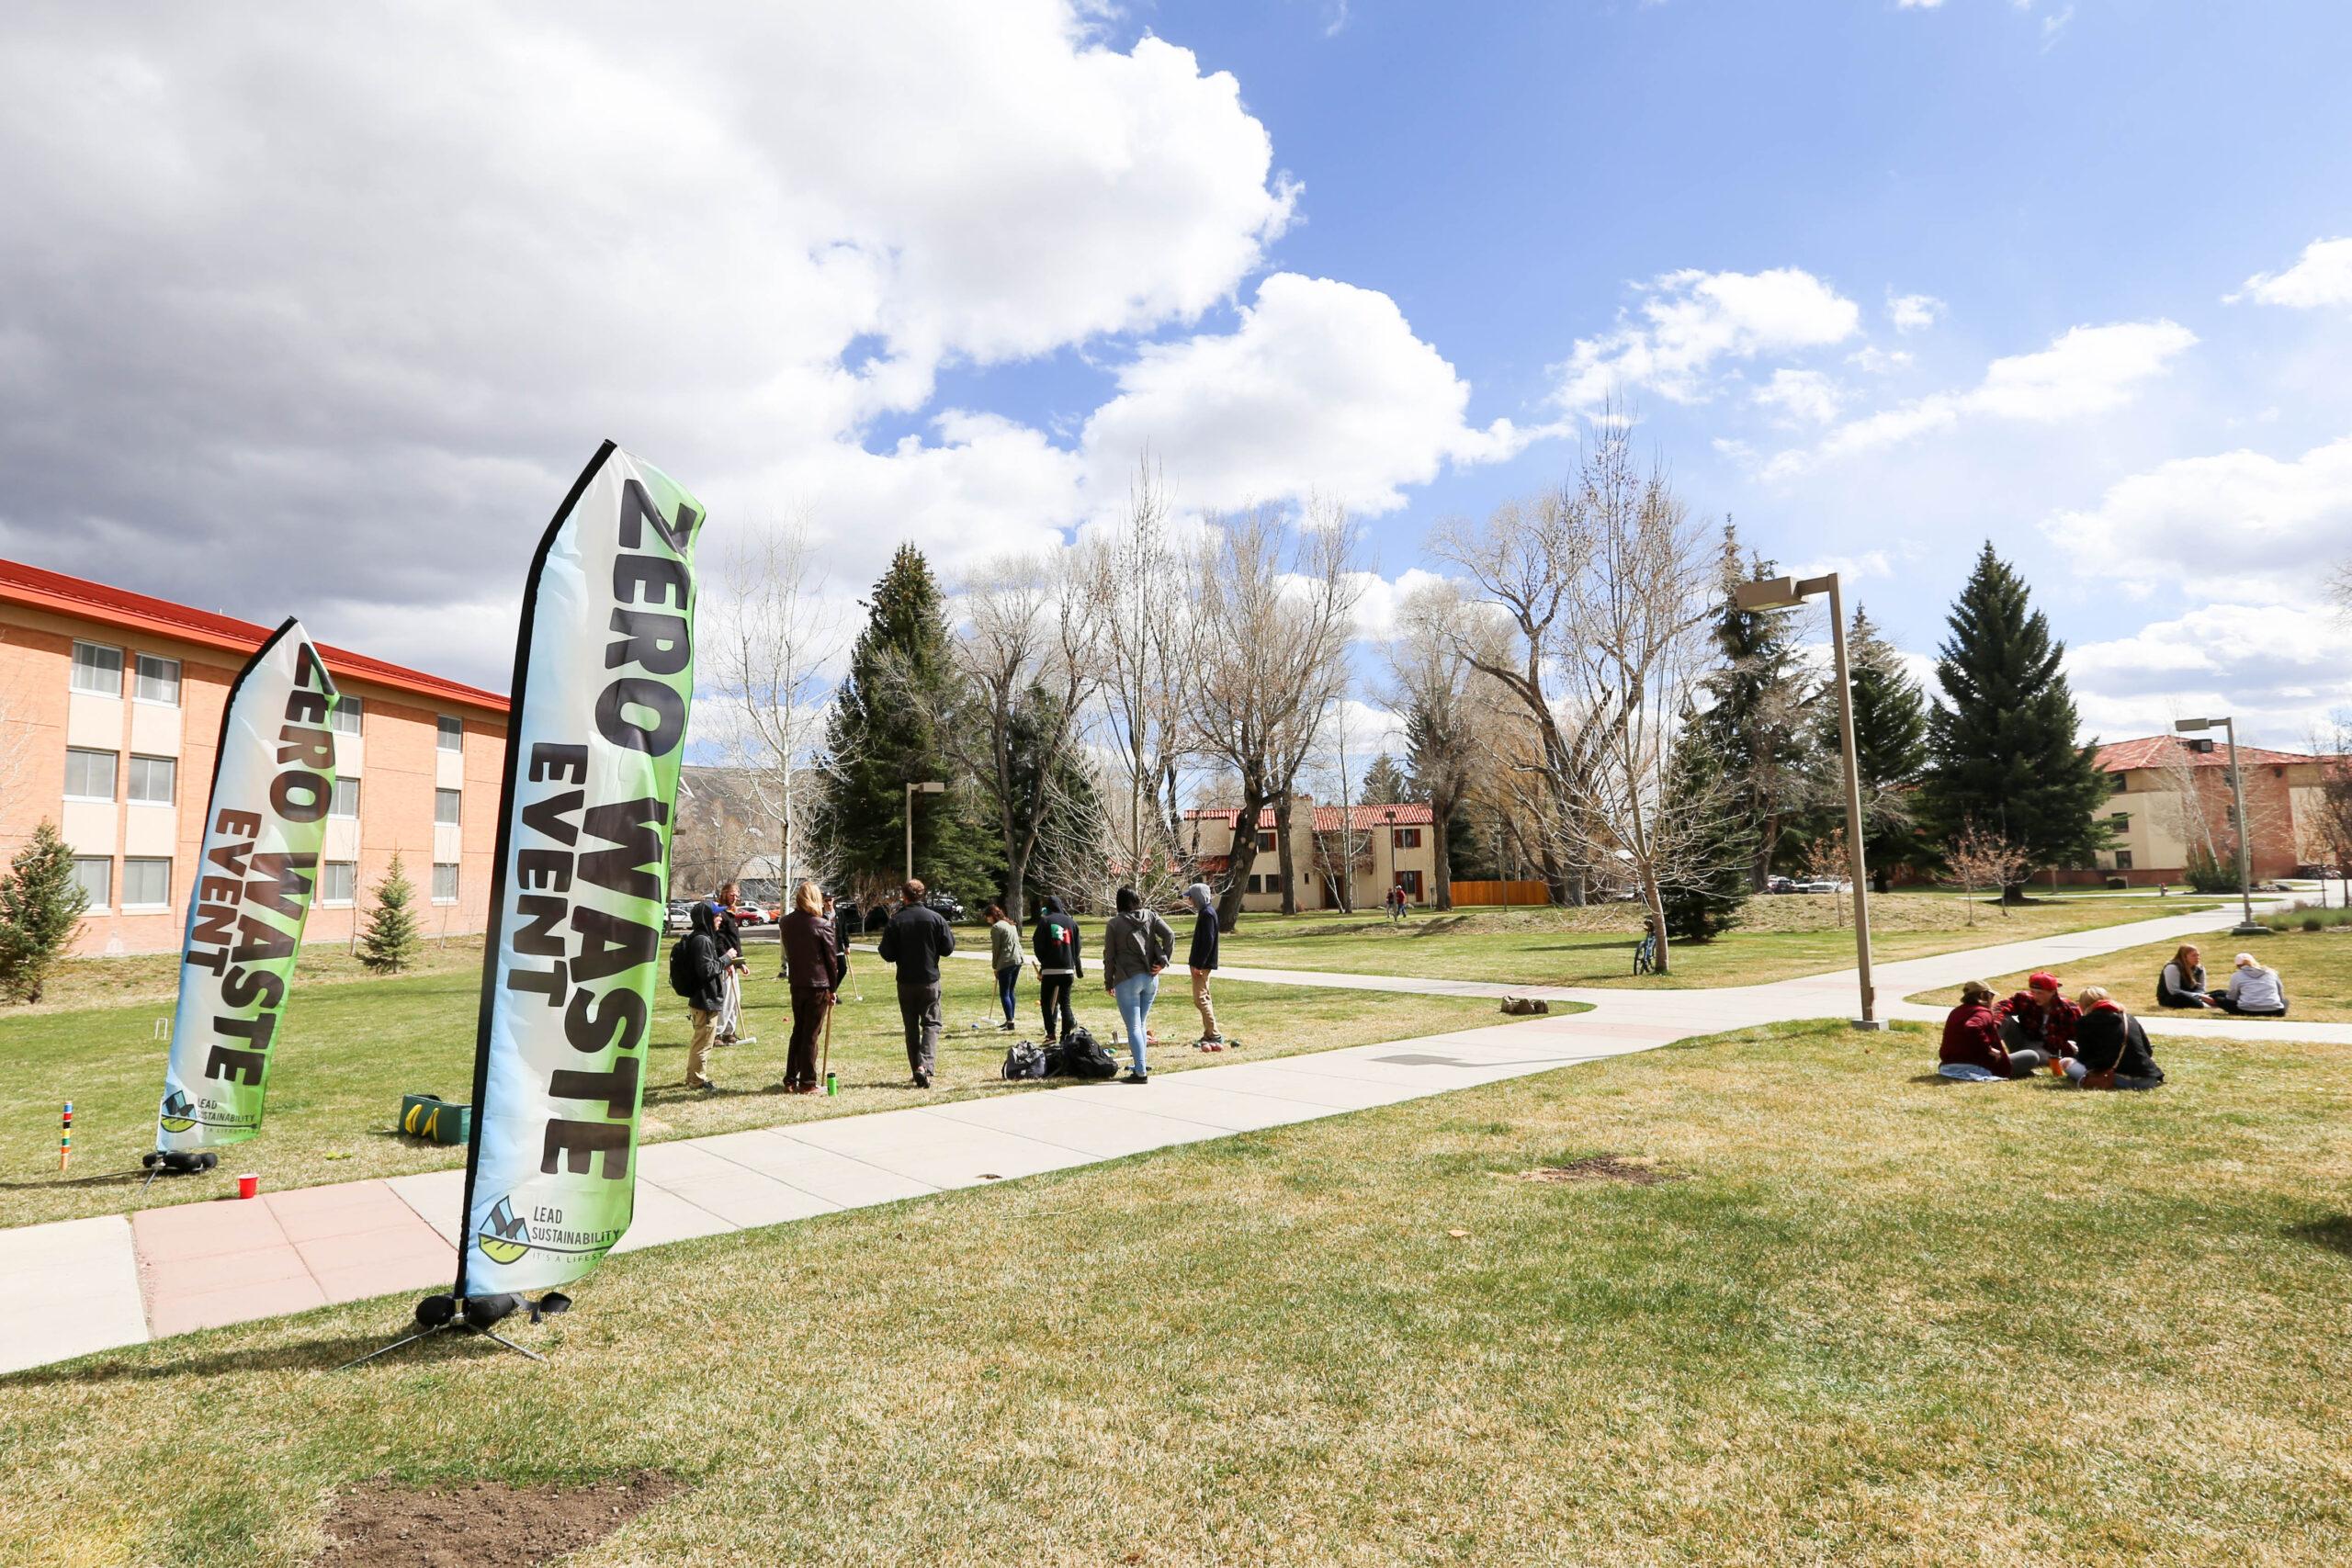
[786,984,829,1088]
[1039,973,1076,1040]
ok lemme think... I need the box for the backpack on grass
[1048,1025,1119,1080]
[1001,1041,1049,1080]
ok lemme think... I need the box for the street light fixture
[905,780,946,886]
[2172,716,2267,934]
[1733,572,1884,1031]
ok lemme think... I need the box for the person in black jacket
[876,877,956,1087]
[670,902,729,1093]
[1181,881,1227,1050]
[2062,987,2165,1090]
[1032,897,1084,1043]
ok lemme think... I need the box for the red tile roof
[1182,802,1435,830]
[1,557,508,713]
[2095,735,2312,773]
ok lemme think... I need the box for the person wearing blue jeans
[1102,885,1175,1084]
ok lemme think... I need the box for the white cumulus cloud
[2066,604,2352,750]
[1551,267,1860,410]
[2228,237,2352,310]
[1888,292,1945,332]
[1752,367,1846,425]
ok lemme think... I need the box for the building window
[128,754,176,806]
[2114,851,2134,871]
[2109,773,2128,794]
[322,861,356,906]
[134,654,181,705]
[330,777,361,818]
[64,747,118,801]
[436,716,463,751]
[1397,869,1424,899]
[71,641,122,696]
[73,856,111,912]
[432,863,459,903]
[1393,827,1423,850]
[1257,830,1275,852]
[330,694,363,736]
[435,788,462,827]
[2107,812,2129,831]
[123,857,172,909]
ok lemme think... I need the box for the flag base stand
[334,1291,571,1371]
[138,1149,218,1194]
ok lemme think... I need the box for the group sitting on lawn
[2155,944,2289,1016]
[1939,974,2165,1090]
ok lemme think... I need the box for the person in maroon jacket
[1939,981,2052,1079]
[775,880,845,1095]
[1995,972,2079,1061]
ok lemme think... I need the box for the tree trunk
[1432,797,1454,911]
[1274,796,1298,916]
[1215,790,1271,933]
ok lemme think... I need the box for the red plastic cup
[236,1173,259,1200]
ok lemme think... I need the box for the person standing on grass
[707,880,749,1046]
[2221,952,2289,1016]
[776,881,844,1095]
[668,901,729,1094]
[1939,980,2046,1079]
[1103,885,1174,1084]
[1181,881,1227,1050]
[2156,944,2216,1010]
[1033,896,1083,1043]
[987,902,1024,1032]
[2062,987,2165,1089]
[877,877,955,1088]
[1996,972,2079,1062]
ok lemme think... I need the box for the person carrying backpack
[668,902,729,1093]
[1181,881,1226,1050]
[1033,897,1084,1043]
[1102,886,1174,1084]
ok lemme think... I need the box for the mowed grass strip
[3,1021,2347,1565]
[1152,892,2228,990]
[0,953,1552,1227]
[1918,925,2352,1023]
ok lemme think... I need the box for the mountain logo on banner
[473,1194,624,1267]
[157,1089,198,1134]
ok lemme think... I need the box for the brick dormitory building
[0,558,508,956]
[2089,734,2341,886]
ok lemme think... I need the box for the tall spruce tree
[1699,526,1816,888]
[358,852,423,974]
[814,546,998,899]
[1838,606,1933,891]
[1359,754,1408,806]
[1658,715,1757,945]
[1923,543,2111,890]
[0,820,89,1003]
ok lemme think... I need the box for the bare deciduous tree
[708,523,842,900]
[1803,826,1849,929]
[1387,577,1477,910]
[1089,457,1197,907]
[1945,820,2033,922]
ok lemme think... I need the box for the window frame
[73,855,112,913]
[436,716,463,752]
[63,747,119,802]
[70,640,123,696]
[432,863,460,904]
[1394,827,1424,851]
[2114,851,2134,872]
[329,694,364,737]
[329,776,361,819]
[127,753,176,807]
[321,861,357,907]
[435,788,462,828]
[133,653,182,706]
[121,856,173,910]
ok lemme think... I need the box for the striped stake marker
[59,1101,72,1172]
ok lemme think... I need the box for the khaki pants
[1191,967,1218,1040]
[685,1006,718,1088]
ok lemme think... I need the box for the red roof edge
[1,557,509,714]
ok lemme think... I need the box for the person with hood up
[1178,881,1228,1050]
[669,901,729,1094]
[1938,980,2045,1080]
[1032,897,1084,1043]
[2062,987,2165,1089]
[1102,886,1174,1084]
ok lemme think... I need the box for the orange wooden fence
[1444,879,1552,908]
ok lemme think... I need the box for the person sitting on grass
[2156,944,2216,1010]
[2061,987,2165,1090]
[2220,952,2289,1017]
[1995,972,2079,1063]
[1939,980,2049,1080]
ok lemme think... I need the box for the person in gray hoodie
[1181,881,1227,1050]
[1102,886,1174,1084]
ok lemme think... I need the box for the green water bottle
[825,1071,838,1097]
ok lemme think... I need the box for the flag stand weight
[334,1292,569,1371]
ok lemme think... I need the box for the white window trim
[71,641,124,696]
[132,653,183,707]
[128,755,176,807]
[321,863,358,908]
[432,865,460,905]
[435,789,462,828]
[436,716,463,752]
[330,778,362,819]
[330,695,365,737]
[121,858,174,912]
[63,748,119,803]
[73,858,112,915]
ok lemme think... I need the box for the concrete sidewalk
[9,893,2338,1377]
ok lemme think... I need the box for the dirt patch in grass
[1516,1155,1681,1186]
[311,1470,685,1566]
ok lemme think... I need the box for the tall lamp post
[2172,716,2267,934]
[1734,572,1883,1031]
[905,780,946,886]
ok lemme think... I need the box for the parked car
[833,897,862,937]
[1792,878,1851,895]
[664,900,695,933]
[1765,875,1796,894]
[924,891,967,923]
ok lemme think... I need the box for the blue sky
[3,0,2347,749]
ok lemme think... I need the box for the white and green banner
[157,618,341,1152]
[456,442,704,1299]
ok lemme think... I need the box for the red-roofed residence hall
[0,559,509,956]
[2091,734,2335,886]
[1182,798,1440,911]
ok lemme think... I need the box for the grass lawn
[1917,926,2352,1023]
[0,953,1551,1229]
[1137,892,2229,990]
[6,1020,2349,1564]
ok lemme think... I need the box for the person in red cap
[1995,972,2078,1062]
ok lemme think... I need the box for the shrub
[2183,846,2239,896]
[2256,901,2352,934]
[358,852,423,974]
[0,821,91,1003]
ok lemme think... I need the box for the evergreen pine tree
[1699,526,1816,887]
[1658,716,1757,945]
[813,545,997,898]
[358,852,423,974]
[1923,543,2112,890]
[1838,605,1933,891]
[1359,754,1408,806]
[0,820,90,1003]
